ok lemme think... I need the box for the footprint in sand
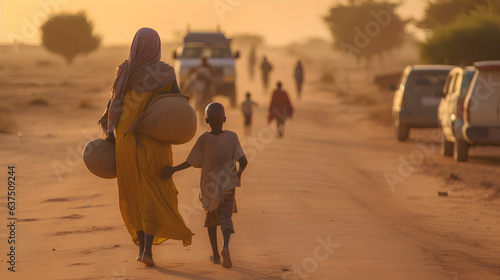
[75,204,108,209]
[44,198,71,202]
[70,263,91,266]
[18,218,39,222]
[80,245,120,255]
[55,226,115,236]
[44,194,101,203]
[59,214,84,219]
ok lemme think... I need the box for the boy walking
[161,102,248,268]
[241,92,258,136]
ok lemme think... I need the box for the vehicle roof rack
[184,32,230,45]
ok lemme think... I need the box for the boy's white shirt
[186,131,245,212]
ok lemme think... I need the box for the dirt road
[1,46,500,280]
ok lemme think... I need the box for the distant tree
[303,37,331,49]
[41,12,101,64]
[323,0,408,65]
[419,0,492,30]
[286,37,332,62]
[419,12,500,65]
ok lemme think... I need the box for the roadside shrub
[420,12,500,65]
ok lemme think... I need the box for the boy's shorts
[204,189,237,233]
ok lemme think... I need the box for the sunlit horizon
[1,0,426,47]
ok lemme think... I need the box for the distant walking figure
[241,92,258,136]
[260,56,273,93]
[268,81,293,138]
[188,56,215,123]
[248,45,257,81]
[294,60,304,99]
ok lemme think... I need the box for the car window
[470,69,500,98]
[443,73,456,96]
[451,73,459,93]
[460,69,476,96]
[408,71,449,90]
[182,47,231,58]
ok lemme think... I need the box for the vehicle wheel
[395,120,409,141]
[441,136,454,156]
[454,140,469,162]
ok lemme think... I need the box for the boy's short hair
[205,102,225,119]
[277,81,282,88]
[246,92,251,99]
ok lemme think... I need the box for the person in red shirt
[268,81,293,137]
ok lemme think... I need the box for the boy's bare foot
[221,248,232,268]
[141,254,155,267]
[136,252,143,262]
[210,255,221,264]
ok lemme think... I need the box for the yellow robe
[115,82,193,246]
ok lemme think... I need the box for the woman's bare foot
[136,246,144,262]
[141,254,155,267]
[210,255,221,264]
[221,248,232,268]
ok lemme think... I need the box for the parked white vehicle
[173,32,239,107]
[438,66,476,159]
[392,65,453,141]
[459,61,500,161]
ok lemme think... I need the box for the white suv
[459,61,500,161]
[438,66,476,160]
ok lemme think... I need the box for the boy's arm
[161,161,192,179]
[237,156,248,178]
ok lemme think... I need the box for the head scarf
[99,28,177,134]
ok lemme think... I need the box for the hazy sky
[1,0,426,46]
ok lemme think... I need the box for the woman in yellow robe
[99,28,193,267]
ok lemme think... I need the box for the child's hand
[161,166,175,179]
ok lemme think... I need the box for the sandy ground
[1,44,500,280]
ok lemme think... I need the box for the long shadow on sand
[152,266,276,280]
[152,267,218,280]
[229,267,277,279]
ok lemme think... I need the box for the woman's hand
[104,133,116,144]
[161,166,175,179]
